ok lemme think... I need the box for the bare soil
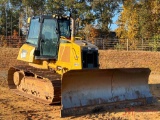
[0,48,160,120]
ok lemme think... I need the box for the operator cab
[26,15,71,60]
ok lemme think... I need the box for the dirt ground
[0,48,160,120]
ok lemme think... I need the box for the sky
[110,4,122,31]
[110,14,119,31]
[110,6,122,31]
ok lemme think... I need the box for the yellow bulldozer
[7,15,153,117]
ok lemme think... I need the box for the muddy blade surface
[61,68,153,117]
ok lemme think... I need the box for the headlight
[21,50,27,58]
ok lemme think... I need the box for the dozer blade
[61,68,153,117]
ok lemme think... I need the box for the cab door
[40,19,59,58]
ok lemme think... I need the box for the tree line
[0,0,159,42]
[0,0,121,37]
[116,0,160,49]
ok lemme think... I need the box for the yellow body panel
[48,41,82,74]
[17,44,50,69]
[56,42,82,70]
[17,41,83,75]
[17,44,35,62]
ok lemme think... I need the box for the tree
[0,0,8,46]
[0,0,23,36]
[0,0,123,37]
[45,0,64,15]
[22,0,46,16]
[90,0,121,34]
[0,0,8,35]
[150,0,160,37]
[116,0,160,40]
[115,0,144,49]
[89,26,100,42]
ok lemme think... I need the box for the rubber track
[10,65,61,105]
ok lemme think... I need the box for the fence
[0,36,26,48]
[1,35,160,51]
[93,38,160,51]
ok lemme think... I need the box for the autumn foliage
[115,0,160,50]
